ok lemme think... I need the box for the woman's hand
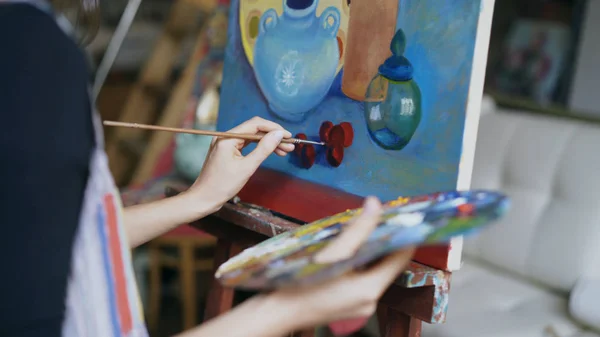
[174,197,415,337]
[123,117,293,247]
[267,197,415,331]
[187,117,294,211]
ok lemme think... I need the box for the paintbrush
[103,121,325,146]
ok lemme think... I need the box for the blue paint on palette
[218,0,482,200]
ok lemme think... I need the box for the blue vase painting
[252,0,341,122]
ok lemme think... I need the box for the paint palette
[215,190,509,290]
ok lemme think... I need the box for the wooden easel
[165,187,452,337]
[105,0,217,187]
[147,228,216,333]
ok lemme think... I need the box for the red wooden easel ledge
[238,167,453,271]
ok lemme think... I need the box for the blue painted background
[218,0,482,201]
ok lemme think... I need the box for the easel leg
[377,304,422,337]
[204,240,241,321]
[180,240,196,329]
[147,242,161,334]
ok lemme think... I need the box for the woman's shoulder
[0,3,85,61]
[0,2,94,159]
[0,3,63,32]
[0,2,90,89]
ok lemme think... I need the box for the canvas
[217,0,495,270]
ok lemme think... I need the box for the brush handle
[103,120,319,145]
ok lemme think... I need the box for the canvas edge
[448,0,497,271]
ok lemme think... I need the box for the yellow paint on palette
[305,243,325,254]
[239,0,350,73]
[293,197,411,237]
[388,197,411,207]
[217,254,259,274]
[296,262,328,277]
[292,210,358,237]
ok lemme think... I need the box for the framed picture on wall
[490,19,571,105]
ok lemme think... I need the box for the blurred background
[75,0,600,336]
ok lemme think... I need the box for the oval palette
[215,190,509,290]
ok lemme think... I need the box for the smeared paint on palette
[215,190,509,290]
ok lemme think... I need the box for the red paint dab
[294,133,307,155]
[292,121,354,169]
[329,125,346,147]
[319,121,334,144]
[458,203,475,216]
[301,145,317,169]
[339,122,354,147]
[327,145,344,167]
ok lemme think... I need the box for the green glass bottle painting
[364,28,422,151]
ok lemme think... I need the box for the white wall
[569,0,600,117]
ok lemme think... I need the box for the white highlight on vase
[275,50,305,97]
[370,105,383,121]
[400,98,415,116]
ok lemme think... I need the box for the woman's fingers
[314,197,382,264]
[360,247,416,289]
[228,116,292,138]
[244,130,286,169]
[226,117,294,154]
[277,142,295,153]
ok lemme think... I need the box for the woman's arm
[123,190,220,248]
[173,295,297,337]
[123,117,294,248]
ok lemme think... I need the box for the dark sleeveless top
[0,3,93,336]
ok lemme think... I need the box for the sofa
[422,96,600,337]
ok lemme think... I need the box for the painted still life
[215,190,510,290]
[218,0,487,200]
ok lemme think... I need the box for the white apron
[0,1,148,336]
